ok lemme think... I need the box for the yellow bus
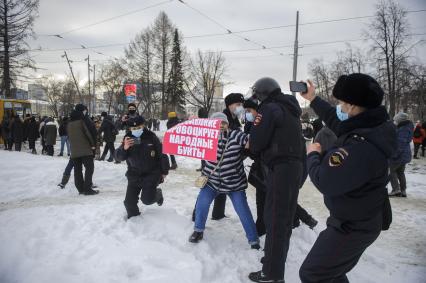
[0,99,32,122]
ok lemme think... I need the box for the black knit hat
[225,93,245,107]
[101,111,108,117]
[332,73,384,109]
[128,103,137,109]
[75,104,87,112]
[243,98,258,110]
[127,116,145,127]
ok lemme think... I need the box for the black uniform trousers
[73,156,94,194]
[124,172,161,218]
[262,160,302,280]
[101,141,115,160]
[299,214,382,283]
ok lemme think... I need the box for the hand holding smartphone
[289,81,308,93]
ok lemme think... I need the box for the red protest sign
[124,84,137,103]
[163,118,221,161]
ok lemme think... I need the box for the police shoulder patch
[254,113,263,126]
[328,148,349,167]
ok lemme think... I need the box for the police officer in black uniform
[299,74,396,282]
[115,116,170,219]
[248,78,304,283]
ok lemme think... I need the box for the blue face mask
[245,112,255,122]
[131,128,144,138]
[336,105,349,121]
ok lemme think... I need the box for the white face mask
[131,128,144,138]
[245,112,255,122]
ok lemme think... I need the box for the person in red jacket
[413,121,426,159]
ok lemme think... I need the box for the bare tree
[308,58,334,103]
[366,0,409,117]
[39,75,64,118]
[98,59,128,114]
[152,11,174,118]
[0,0,39,97]
[184,50,226,114]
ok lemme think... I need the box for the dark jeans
[14,142,22,151]
[72,156,94,193]
[169,155,176,165]
[262,161,302,280]
[64,159,75,176]
[101,141,115,160]
[299,215,381,283]
[28,139,36,150]
[414,143,421,158]
[124,172,161,218]
[390,163,406,193]
[46,145,54,156]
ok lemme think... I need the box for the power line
[177,0,285,56]
[37,0,174,37]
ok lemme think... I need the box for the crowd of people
[0,72,424,282]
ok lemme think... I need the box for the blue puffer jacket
[391,120,413,165]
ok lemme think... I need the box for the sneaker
[83,189,99,195]
[170,163,178,170]
[156,188,164,206]
[107,158,114,162]
[188,231,203,243]
[401,191,407,198]
[58,183,65,189]
[211,215,226,221]
[92,185,98,189]
[196,167,202,172]
[248,271,284,283]
[251,243,261,250]
[305,218,318,230]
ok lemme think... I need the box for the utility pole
[85,55,91,114]
[62,51,82,102]
[93,64,96,114]
[292,11,299,96]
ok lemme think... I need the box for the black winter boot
[58,174,70,189]
[188,231,203,243]
[156,188,164,206]
[248,271,284,283]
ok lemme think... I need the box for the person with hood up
[298,73,396,283]
[67,104,99,195]
[99,112,118,162]
[389,112,413,197]
[44,117,58,156]
[114,116,169,219]
[247,78,304,283]
[189,112,259,249]
[166,111,180,169]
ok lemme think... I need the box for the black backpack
[413,126,422,138]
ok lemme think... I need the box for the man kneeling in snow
[114,116,169,219]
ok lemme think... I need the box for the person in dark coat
[114,116,169,219]
[1,117,11,150]
[99,112,117,162]
[58,117,70,156]
[422,121,426,157]
[23,114,31,144]
[247,78,304,283]
[166,111,180,169]
[67,104,99,195]
[120,103,140,130]
[389,112,413,197]
[44,118,58,156]
[298,74,396,283]
[11,115,24,151]
[27,116,40,154]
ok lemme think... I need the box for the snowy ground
[0,138,425,283]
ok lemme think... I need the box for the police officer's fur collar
[338,106,389,136]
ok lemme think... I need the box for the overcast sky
[24,0,426,101]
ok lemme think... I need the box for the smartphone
[289,81,308,93]
[132,137,141,145]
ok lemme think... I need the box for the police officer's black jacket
[115,129,169,176]
[307,96,396,223]
[249,93,304,166]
